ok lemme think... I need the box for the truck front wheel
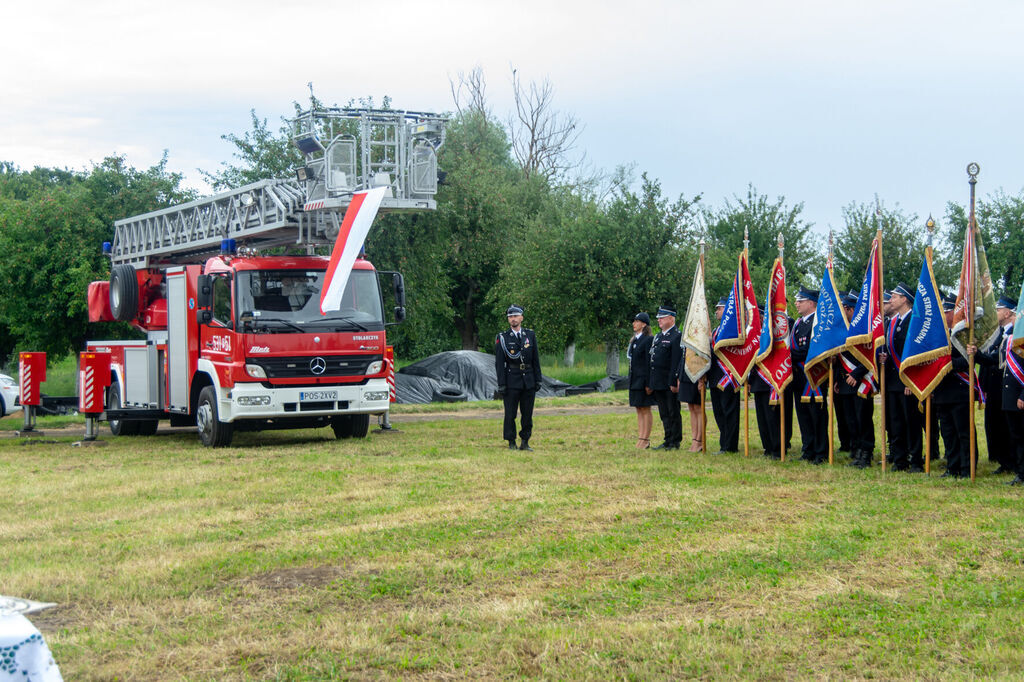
[196,386,233,447]
[331,414,370,439]
[108,383,139,436]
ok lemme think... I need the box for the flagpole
[827,229,835,466]
[779,232,787,463]
[925,217,935,475]
[875,204,888,473]
[700,240,708,455]
[744,226,751,458]
[967,163,979,481]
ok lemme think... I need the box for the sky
[3,0,1023,240]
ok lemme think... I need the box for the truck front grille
[250,354,381,379]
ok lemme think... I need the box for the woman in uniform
[627,312,656,449]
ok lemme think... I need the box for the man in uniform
[649,306,683,450]
[879,282,923,472]
[835,293,875,468]
[709,297,740,454]
[495,305,542,451]
[934,293,972,478]
[792,286,828,463]
[972,296,1017,474]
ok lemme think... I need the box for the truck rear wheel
[196,386,233,447]
[331,414,370,439]
[136,420,159,436]
[109,264,139,321]
[108,383,139,436]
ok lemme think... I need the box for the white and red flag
[320,187,389,314]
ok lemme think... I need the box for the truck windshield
[236,269,384,332]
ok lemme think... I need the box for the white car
[0,374,20,417]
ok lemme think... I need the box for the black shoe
[519,440,533,451]
[908,464,925,473]
[666,444,681,450]
[1009,475,1024,486]
[812,456,827,465]
[940,471,954,478]
[653,443,669,450]
[994,465,1011,475]
[508,440,517,450]
[846,449,863,467]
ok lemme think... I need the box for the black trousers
[795,395,828,461]
[986,395,1011,466]
[836,393,852,451]
[711,386,740,452]
[1003,409,1024,476]
[753,391,780,457]
[654,389,682,448]
[836,393,875,453]
[886,390,923,469]
[935,401,970,476]
[503,387,536,442]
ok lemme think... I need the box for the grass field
[2,396,1021,680]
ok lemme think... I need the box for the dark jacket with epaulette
[627,334,653,390]
[975,325,1008,406]
[495,328,541,391]
[884,312,911,392]
[932,346,969,404]
[648,326,681,391]
[835,350,868,396]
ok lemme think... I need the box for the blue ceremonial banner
[715,270,743,348]
[805,264,849,389]
[899,255,952,400]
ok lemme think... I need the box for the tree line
[1,69,1022,373]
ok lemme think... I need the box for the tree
[507,68,583,183]
[0,156,192,361]
[702,187,818,308]
[491,175,700,376]
[944,190,1024,295]
[834,199,936,295]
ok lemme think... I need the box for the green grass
[2,398,1020,679]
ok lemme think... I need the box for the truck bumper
[218,379,391,422]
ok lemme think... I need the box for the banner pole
[967,163,979,481]
[876,222,887,474]
[700,243,708,455]
[828,363,835,465]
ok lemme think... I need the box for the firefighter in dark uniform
[792,286,828,463]
[495,305,542,451]
[971,296,1017,474]
[934,293,972,478]
[879,282,924,472]
[1000,307,1024,486]
[835,293,876,468]
[649,305,683,450]
[709,298,740,454]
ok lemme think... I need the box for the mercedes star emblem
[309,357,327,375]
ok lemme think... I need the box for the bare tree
[507,67,584,182]
[449,66,490,119]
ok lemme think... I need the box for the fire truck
[86,106,446,446]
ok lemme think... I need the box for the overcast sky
[3,0,1022,238]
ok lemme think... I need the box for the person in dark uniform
[628,312,656,449]
[879,282,923,471]
[750,303,781,459]
[709,298,740,454]
[495,304,542,451]
[792,286,828,463]
[997,305,1024,486]
[835,292,876,468]
[649,305,683,450]
[834,290,861,453]
[971,296,1017,474]
[934,293,972,478]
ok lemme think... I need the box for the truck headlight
[363,390,390,402]
[245,364,267,378]
[365,361,384,375]
[237,395,271,406]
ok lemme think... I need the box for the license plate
[300,391,338,401]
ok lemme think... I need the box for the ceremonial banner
[320,187,388,314]
[950,221,999,354]
[714,251,761,383]
[847,237,885,375]
[899,255,952,400]
[805,263,849,389]
[1014,279,1024,358]
[755,257,793,394]
[681,256,712,382]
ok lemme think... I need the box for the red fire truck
[85,106,446,446]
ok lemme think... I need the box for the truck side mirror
[392,273,406,308]
[196,309,212,325]
[196,275,213,309]
[394,306,406,323]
